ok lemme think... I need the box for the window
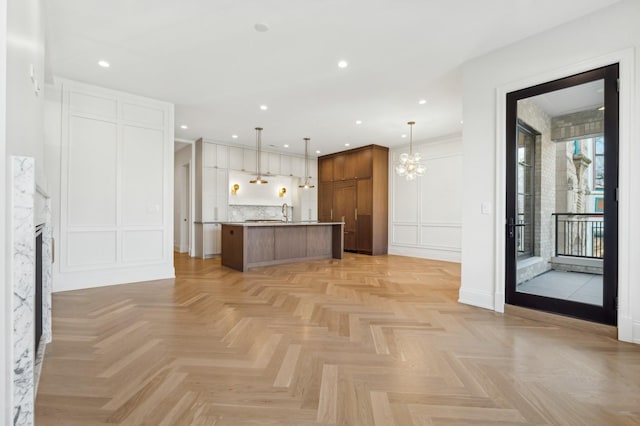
[516,122,537,258]
[593,136,604,191]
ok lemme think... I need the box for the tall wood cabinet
[318,145,388,255]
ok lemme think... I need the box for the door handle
[355,208,358,221]
[330,209,333,220]
[507,218,526,238]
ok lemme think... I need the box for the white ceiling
[526,79,604,117]
[45,0,620,156]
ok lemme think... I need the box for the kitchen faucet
[282,203,289,223]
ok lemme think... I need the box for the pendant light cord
[408,121,415,155]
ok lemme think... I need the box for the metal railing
[552,213,604,259]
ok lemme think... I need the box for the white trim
[389,246,460,263]
[459,288,495,311]
[0,0,9,420]
[392,221,462,228]
[494,48,635,341]
[56,79,176,291]
[54,265,175,293]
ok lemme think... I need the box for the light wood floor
[36,253,640,425]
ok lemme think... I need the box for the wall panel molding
[389,136,462,262]
[55,79,175,291]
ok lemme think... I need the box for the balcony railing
[552,213,604,259]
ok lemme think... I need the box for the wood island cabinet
[317,145,388,255]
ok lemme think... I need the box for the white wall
[460,0,640,342]
[389,135,462,262]
[1,0,8,421]
[2,0,46,420]
[228,170,293,206]
[6,0,46,188]
[174,144,193,253]
[47,79,175,292]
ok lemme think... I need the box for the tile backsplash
[228,205,293,222]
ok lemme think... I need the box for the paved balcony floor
[517,270,603,306]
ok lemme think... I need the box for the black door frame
[505,64,619,326]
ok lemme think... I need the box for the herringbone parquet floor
[36,253,640,425]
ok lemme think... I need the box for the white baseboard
[458,287,495,311]
[388,245,461,263]
[617,315,633,342]
[634,320,640,344]
[53,264,175,293]
[174,244,188,254]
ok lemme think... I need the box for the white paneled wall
[389,135,462,262]
[56,80,174,291]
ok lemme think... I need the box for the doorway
[505,64,619,325]
[177,163,191,254]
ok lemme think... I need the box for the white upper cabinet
[309,158,318,181]
[204,143,229,168]
[291,156,305,178]
[204,142,216,167]
[202,167,228,221]
[260,152,281,175]
[216,144,228,169]
[226,148,311,179]
[243,148,257,173]
[215,168,228,221]
[229,146,243,170]
[280,155,292,176]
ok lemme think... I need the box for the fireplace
[9,156,54,425]
[35,224,44,355]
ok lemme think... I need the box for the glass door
[505,64,618,325]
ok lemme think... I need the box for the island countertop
[221,221,344,227]
[221,222,344,271]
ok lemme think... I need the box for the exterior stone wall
[551,109,604,141]
[516,99,555,283]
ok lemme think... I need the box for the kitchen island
[221,222,344,272]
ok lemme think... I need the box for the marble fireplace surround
[10,156,53,426]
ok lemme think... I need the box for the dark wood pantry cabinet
[317,145,388,255]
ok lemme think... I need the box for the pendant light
[395,121,426,180]
[249,127,268,184]
[298,137,315,189]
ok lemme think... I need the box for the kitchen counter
[224,221,342,226]
[221,222,344,272]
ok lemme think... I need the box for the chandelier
[249,127,268,184]
[395,121,425,180]
[298,137,315,189]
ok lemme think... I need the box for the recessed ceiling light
[232,134,238,139]
[460,120,464,124]
[315,150,321,154]
[401,134,407,138]
[418,99,427,105]
[283,144,289,148]
[338,60,348,68]
[355,120,362,125]
[254,23,270,32]
[98,60,110,68]
[180,125,188,129]
[260,105,268,111]
[345,143,350,147]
